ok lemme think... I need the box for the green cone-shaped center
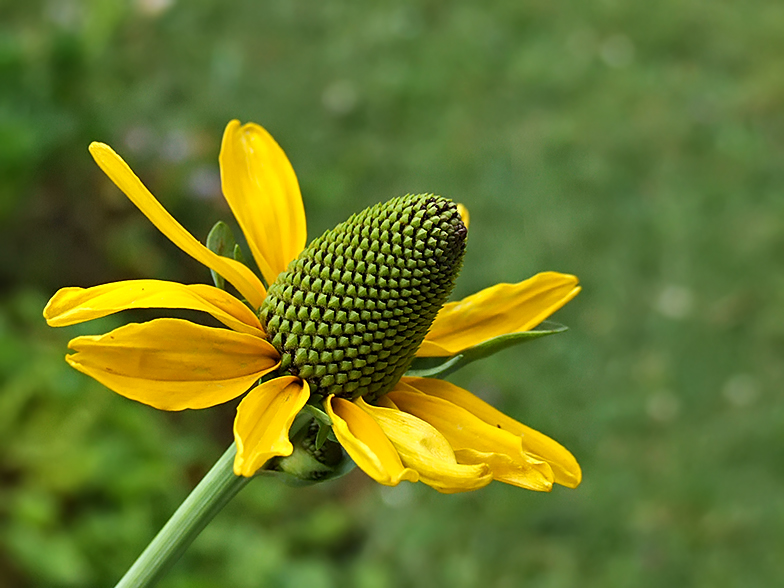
[260,194,466,400]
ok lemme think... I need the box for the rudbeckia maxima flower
[44,120,582,493]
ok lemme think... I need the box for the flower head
[262,194,467,401]
[44,120,582,493]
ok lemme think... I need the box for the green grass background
[2,1,783,586]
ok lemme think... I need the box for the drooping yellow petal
[66,318,279,410]
[401,376,581,488]
[418,272,581,357]
[356,398,491,493]
[388,383,554,491]
[219,120,307,285]
[456,203,470,230]
[452,449,552,492]
[44,280,265,337]
[233,376,310,477]
[324,396,418,486]
[374,395,399,410]
[88,142,267,309]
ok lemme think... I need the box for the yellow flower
[44,120,582,493]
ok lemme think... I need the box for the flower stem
[114,443,250,588]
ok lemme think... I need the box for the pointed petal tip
[65,334,95,350]
[88,141,113,160]
[42,296,57,323]
[540,270,580,284]
[44,286,86,326]
[559,461,583,489]
[421,271,583,356]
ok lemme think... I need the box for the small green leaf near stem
[406,320,569,379]
[206,221,237,290]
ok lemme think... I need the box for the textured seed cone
[260,194,467,400]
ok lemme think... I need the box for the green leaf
[302,403,332,427]
[261,448,355,487]
[263,416,354,486]
[405,320,568,379]
[205,221,237,290]
[233,243,247,264]
[314,421,331,450]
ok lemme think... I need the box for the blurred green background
[2,0,783,586]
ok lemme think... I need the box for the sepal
[263,419,354,486]
[206,221,238,290]
[300,403,336,450]
[407,320,568,379]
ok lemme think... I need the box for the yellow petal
[374,395,399,410]
[324,395,418,486]
[419,272,581,356]
[44,280,265,337]
[453,449,552,492]
[66,318,279,410]
[388,383,555,491]
[402,376,581,487]
[88,142,267,309]
[456,203,470,230]
[356,398,491,493]
[219,120,307,285]
[233,376,310,477]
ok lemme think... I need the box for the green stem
[114,443,250,588]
